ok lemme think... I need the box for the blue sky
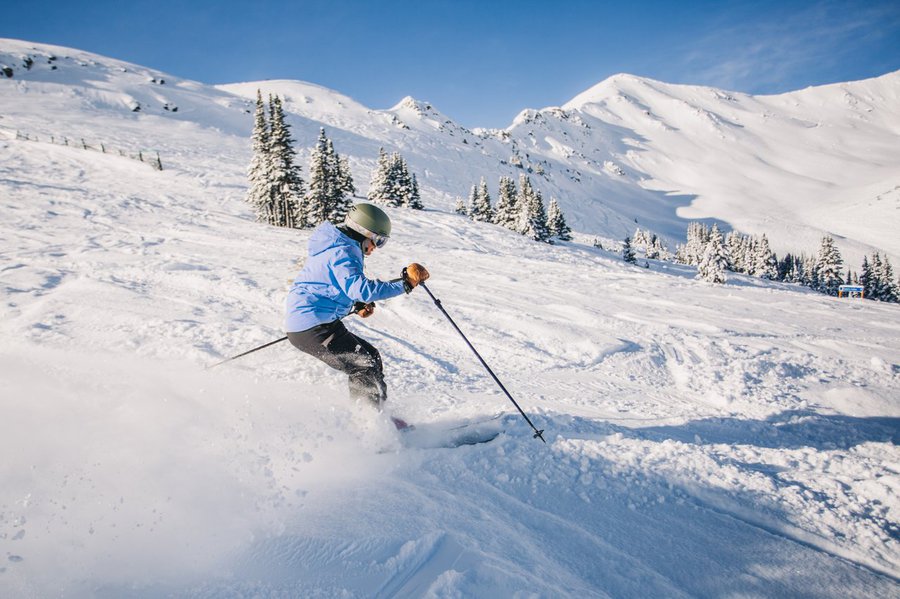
[5,0,900,128]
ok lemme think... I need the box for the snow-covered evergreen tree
[407,173,423,210]
[681,222,710,266]
[547,198,572,241]
[725,231,743,272]
[329,152,356,223]
[245,89,272,223]
[815,236,844,296]
[367,148,392,205]
[860,255,873,297]
[267,95,305,228]
[469,177,493,222]
[754,234,778,280]
[303,129,355,226]
[519,184,551,242]
[873,254,899,302]
[368,149,421,209]
[304,128,331,226]
[493,176,518,230]
[697,224,728,284]
[454,196,467,215]
[622,236,636,264]
[802,255,818,289]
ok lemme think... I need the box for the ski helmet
[345,203,391,247]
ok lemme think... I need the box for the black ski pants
[287,320,387,408]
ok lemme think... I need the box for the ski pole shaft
[419,283,545,443]
[207,335,288,369]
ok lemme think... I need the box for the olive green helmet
[345,203,391,247]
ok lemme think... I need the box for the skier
[284,203,429,426]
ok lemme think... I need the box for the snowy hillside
[3,38,899,267]
[2,38,900,597]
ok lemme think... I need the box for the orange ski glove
[402,263,430,292]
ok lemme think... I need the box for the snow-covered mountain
[1,38,899,597]
[3,38,899,267]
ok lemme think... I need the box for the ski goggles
[345,218,389,248]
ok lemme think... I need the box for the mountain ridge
[2,37,898,266]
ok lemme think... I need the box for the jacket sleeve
[331,248,406,303]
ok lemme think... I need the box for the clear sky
[5,0,900,128]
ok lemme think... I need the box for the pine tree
[622,236,636,264]
[305,129,355,226]
[407,173,423,209]
[754,234,778,280]
[493,176,518,230]
[246,89,273,223]
[697,224,728,284]
[454,196,467,215]
[876,255,899,303]
[469,177,493,222]
[367,148,392,205]
[682,222,710,266]
[725,231,743,272]
[329,152,355,223]
[368,149,421,209]
[520,186,551,242]
[267,95,305,228]
[304,128,331,226]
[860,255,873,298]
[514,174,535,235]
[815,236,844,296]
[547,198,572,241]
[802,255,818,289]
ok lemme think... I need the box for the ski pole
[207,335,288,369]
[419,282,546,443]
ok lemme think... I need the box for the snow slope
[3,37,899,266]
[1,39,899,598]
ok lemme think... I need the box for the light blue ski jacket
[284,222,406,332]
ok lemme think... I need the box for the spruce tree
[469,177,493,222]
[754,234,778,280]
[520,186,551,242]
[407,173,423,209]
[860,255,873,297]
[267,95,305,228]
[725,232,743,272]
[305,129,355,226]
[547,198,572,241]
[815,236,844,296]
[514,174,535,235]
[368,149,421,209]
[367,148,392,204]
[622,236,636,264]
[304,128,331,226]
[877,255,899,303]
[329,153,356,223]
[697,224,728,284]
[246,89,272,223]
[454,196,467,215]
[493,176,518,230]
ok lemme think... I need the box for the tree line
[245,91,423,229]
[455,174,572,243]
[623,222,899,302]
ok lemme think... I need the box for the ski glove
[353,301,376,318]
[402,263,430,293]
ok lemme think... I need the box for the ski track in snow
[1,41,899,598]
